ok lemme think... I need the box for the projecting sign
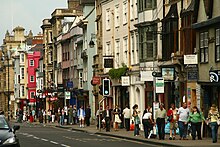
[156,77,164,93]
[121,76,130,86]
[209,70,220,82]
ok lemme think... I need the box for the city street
[14,122,157,147]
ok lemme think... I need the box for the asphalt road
[14,123,158,147]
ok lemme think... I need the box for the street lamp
[0,45,11,121]
[89,33,95,48]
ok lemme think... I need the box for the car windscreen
[0,118,9,129]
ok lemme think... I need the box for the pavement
[13,120,220,147]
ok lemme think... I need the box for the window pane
[201,49,204,62]
[216,46,220,61]
[205,48,208,62]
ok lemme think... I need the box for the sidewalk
[15,120,220,147]
[55,124,220,147]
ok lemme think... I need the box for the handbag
[167,115,173,122]
[217,119,220,125]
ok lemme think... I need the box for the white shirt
[143,112,152,119]
[123,108,131,119]
[177,107,189,122]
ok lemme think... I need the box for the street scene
[0,0,220,146]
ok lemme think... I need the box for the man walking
[77,105,85,128]
[85,105,91,126]
[177,102,190,140]
[103,106,112,132]
[155,103,167,140]
[68,105,73,125]
[123,105,131,131]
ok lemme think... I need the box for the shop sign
[92,76,100,85]
[121,76,130,86]
[156,77,164,93]
[65,91,71,99]
[209,70,220,82]
[184,55,198,64]
[67,81,73,88]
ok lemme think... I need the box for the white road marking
[33,136,40,140]
[50,141,59,145]
[61,144,71,147]
[41,138,48,142]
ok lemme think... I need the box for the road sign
[65,91,71,99]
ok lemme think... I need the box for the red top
[167,109,174,122]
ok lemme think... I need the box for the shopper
[188,106,205,140]
[85,105,91,126]
[113,105,121,131]
[208,104,220,143]
[103,106,112,132]
[177,102,190,140]
[142,106,153,138]
[132,104,140,136]
[77,105,85,128]
[123,105,131,131]
[155,103,167,140]
[167,103,178,140]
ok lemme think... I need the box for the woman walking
[142,106,153,138]
[188,106,205,140]
[113,105,121,131]
[208,104,220,143]
[132,104,140,136]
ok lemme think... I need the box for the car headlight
[3,137,16,144]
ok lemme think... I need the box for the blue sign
[67,81,73,88]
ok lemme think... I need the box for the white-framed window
[30,76,34,82]
[106,42,111,56]
[21,85,25,97]
[30,92,35,99]
[30,59,34,66]
[79,72,83,89]
[130,0,134,20]
[134,0,138,19]
[200,31,208,63]
[20,53,24,63]
[131,33,136,65]
[106,8,111,31]
[115,4,120,27]
[123,1,128,25]
[83,67,88,82]
[115,39,120,67]
[20,67,24,79]
[216,28,220,61]
[123,36,128,65]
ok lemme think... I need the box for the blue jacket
[77,108,85,117]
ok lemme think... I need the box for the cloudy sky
[0,0,67,44]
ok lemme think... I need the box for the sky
[0,0,67,44]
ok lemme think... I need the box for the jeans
[60,115,64,125]
[210,122,218,143]
[69,115,73,124]
[134,124,140,136]
[156,118,165,139]
[85,116,90,126]
[105,117,111,131]
[143,119,152,138]
[191,122,202,140]
[124,118,130,131]
[178,121,188,138]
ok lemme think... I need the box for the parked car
[0,115,20,147]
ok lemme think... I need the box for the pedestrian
[177,102,190,140]
[32,108,36,122]
[132,104,140,136]
[167,103,178,140]
[155,103,167,140]
[113,105,122,131]
[77,105,85,128]
[43,109,47,123]
[188,106,205,140]
[123,105,131,131]
[68,105,73,125]
[60,108,65,126]
[72,105,77,124]
[57,107,61,124]
[51,108,55,123]
[47,109,51,123]
[103,106,112,132]
[207,104,220,143]
[96,105,103,129]
[142,106,154,139]
[85,105,91,126]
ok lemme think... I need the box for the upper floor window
[106,9,111,31]
[30,59,34,66]
[115,4,120,27]
[21,86,25,97]
[216,28,220,62]
[30,76,34,82]
[200,31,208,63]
[138,0,156,12]
[30,92,35,99]
[123,1,128,25]
[21,68,24,79]
[20,53,24,63]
